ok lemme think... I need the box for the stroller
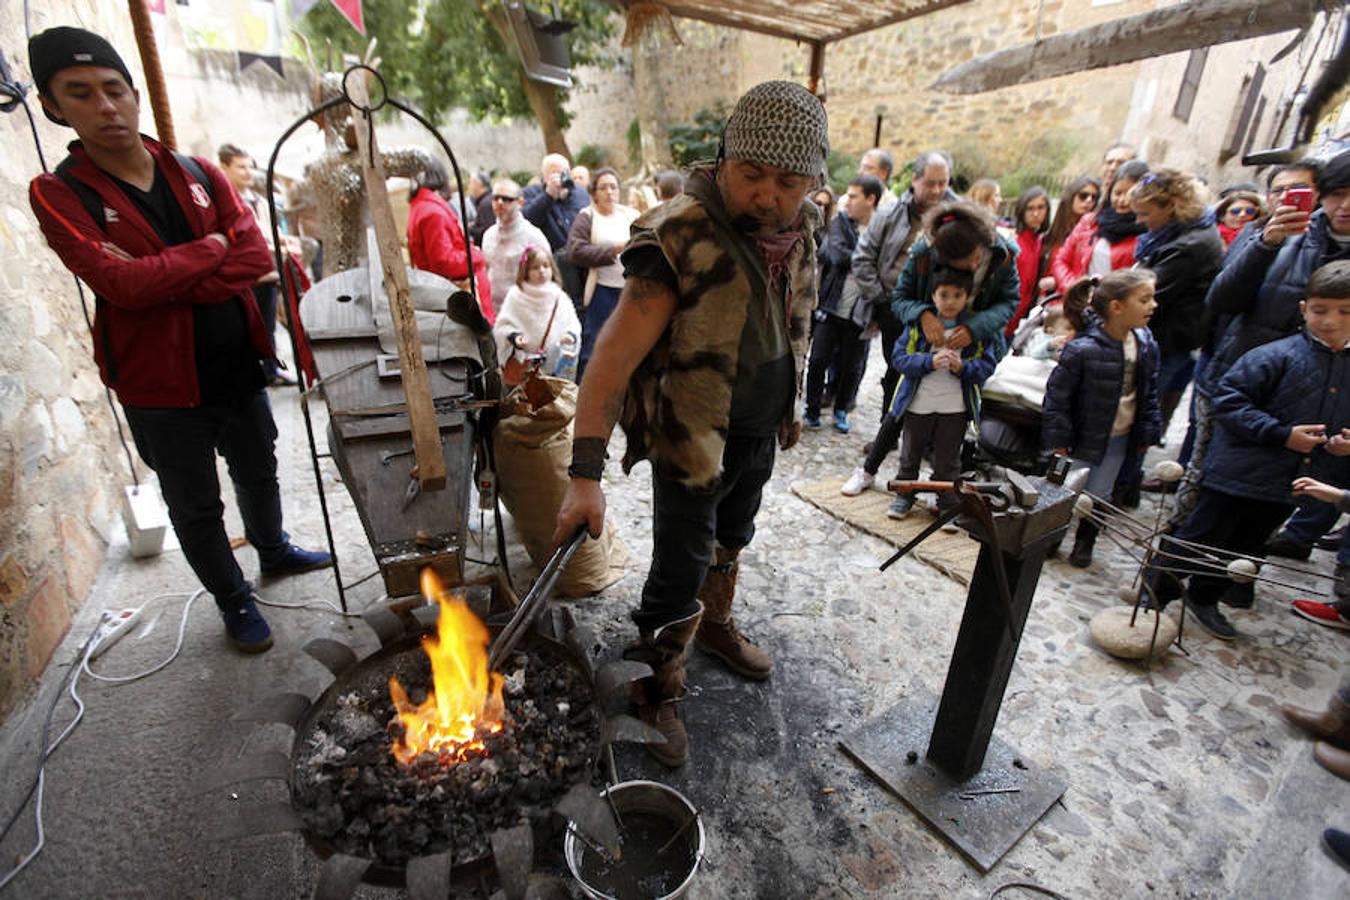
[963,303,1059,477]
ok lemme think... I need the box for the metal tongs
[877,478,1007,572]
[486,525,587,671]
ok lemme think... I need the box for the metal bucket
[563,780,705,900]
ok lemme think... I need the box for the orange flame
[388,569,505,765]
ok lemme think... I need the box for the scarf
[755,222,804,323]
[1095,205,1146,245]
[1135,210,1216,262]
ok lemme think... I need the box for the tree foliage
[297,0,617,126]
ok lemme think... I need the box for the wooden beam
[348,71,447,492]
[824,0,972,43]
[654,3,820,43]
[808,40,825,95]
[932,0,1319,95]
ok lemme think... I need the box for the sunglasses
[1226,206,1258,217]
[1076,191,1100,201]
[492,194,520,203]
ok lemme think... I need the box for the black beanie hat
[28,26,135,126]
[1316,149,1350,195]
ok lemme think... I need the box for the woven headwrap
[721,80,828,178]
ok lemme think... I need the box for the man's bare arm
[574,275,678,441]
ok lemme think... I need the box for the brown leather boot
[695,546,771,680]
[1314,741,1350,781]
[1282,693,1350,750]
[623,609,702,768]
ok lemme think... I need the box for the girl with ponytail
[1042,270,1163,567]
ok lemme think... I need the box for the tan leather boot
[695,546,771,680]
[1282,693,1350,750]
[623,609,702,768]
[1314,741,1350,781]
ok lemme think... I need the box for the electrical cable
[252,589,366,618]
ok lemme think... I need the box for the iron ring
[340,64,388,114]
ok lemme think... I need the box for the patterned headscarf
[722,81,829,179]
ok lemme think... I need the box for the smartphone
[1285,187,1314,214]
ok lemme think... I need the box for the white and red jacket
[29,136,274,407]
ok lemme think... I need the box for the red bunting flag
[328,0,365,34]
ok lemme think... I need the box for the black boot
[1068,519,1099,568]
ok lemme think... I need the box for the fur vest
[619,169,819,489]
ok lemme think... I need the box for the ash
[291,646,600,867]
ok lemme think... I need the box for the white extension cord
[0,583,370,892]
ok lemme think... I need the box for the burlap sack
[493,376,627,597]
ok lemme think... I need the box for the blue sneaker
[887,494,915,520]
[221,595,273,653]
[832,410,850,433]
[260,543,333,579]
[803,411,822,429]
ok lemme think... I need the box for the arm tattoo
[623,276,668,313]
[601,389,625,434]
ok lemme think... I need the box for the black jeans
[896,412,965,507]
[876,303,903,426]
[636,434,776,632]
[805,314,865,417]
[252,282,279,379]
[125,392,288,609]
[1150,487,1290,608]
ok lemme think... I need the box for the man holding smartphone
[1173,150,1350,581]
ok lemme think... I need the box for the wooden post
[808,41,825,97]
[127,0,176,149]
[931,0,1317,94]
[347,71,446,491]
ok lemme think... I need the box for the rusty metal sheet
[410,603,440,631]
[191,751,290,794]
[554,782,620,856]
[838,688,1067,873]
[313,853,371,900]
[594,660,653,702]
[362,606,406,646]
[232,692,311,729]
[490,824,533,900]
[212,801,306,842]
[562,622,598,679]
[600,713,667,747]
[405,849,453,900]
[303,638,359,679]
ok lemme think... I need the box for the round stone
[1090,606,1180,660]
[1074,494,1094,516]
[1153,460,1185,483]
[1226,557,1259,583]
[1118,580,1140,604]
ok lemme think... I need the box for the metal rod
[656,811,699,856]
[487,527,587,670]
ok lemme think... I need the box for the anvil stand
[840,470,1076,871]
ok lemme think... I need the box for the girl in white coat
[493,245,582,383]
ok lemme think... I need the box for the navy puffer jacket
[1203,332,1350,504]
[1200,211,1350,396]
[1042,324,1162,465]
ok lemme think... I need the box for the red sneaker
[1292,599,1350,632]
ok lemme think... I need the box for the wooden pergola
[605,0,974,92]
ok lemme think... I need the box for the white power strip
[88,608,142,660]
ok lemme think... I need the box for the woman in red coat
[407,160,494,322]
[1007,186,1052,336]
[1052,160,1150,292]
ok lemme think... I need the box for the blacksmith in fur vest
[552,81,826,767]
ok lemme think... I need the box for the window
[1242,95,1269,158]
[1221,64,1267,161]
[1173,49,1208,123]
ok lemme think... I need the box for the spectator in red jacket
[407,159,493,322]
[1007,185,1051,336]
[27,27,330,654]
[1052,160,1150,292]
[1043,175,1100,289]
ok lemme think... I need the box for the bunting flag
[328,0,366,34]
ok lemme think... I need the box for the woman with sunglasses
[1052,160,1151,293]
[1045,175,1102,292]
[1215,190,1265,248]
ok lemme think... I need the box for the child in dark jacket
[1043,270,1163,567]
[841,267,1004,519]
[1148,260,1350,640]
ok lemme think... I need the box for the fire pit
[212,573,667,899]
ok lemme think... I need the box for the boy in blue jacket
[844,266,1003,518]
[1150,260,1350,639]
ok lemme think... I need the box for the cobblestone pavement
[0,342,1345,899]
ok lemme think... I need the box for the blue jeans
[125,392,288,609]
[1282,499,1350,565]
[1075,434,1129,499]
[579,283,622,380]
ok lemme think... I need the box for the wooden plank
[348,70,447,491]
[932,0,1317,95]
[334,410,466,442]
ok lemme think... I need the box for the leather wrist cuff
[569,436,607,481]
